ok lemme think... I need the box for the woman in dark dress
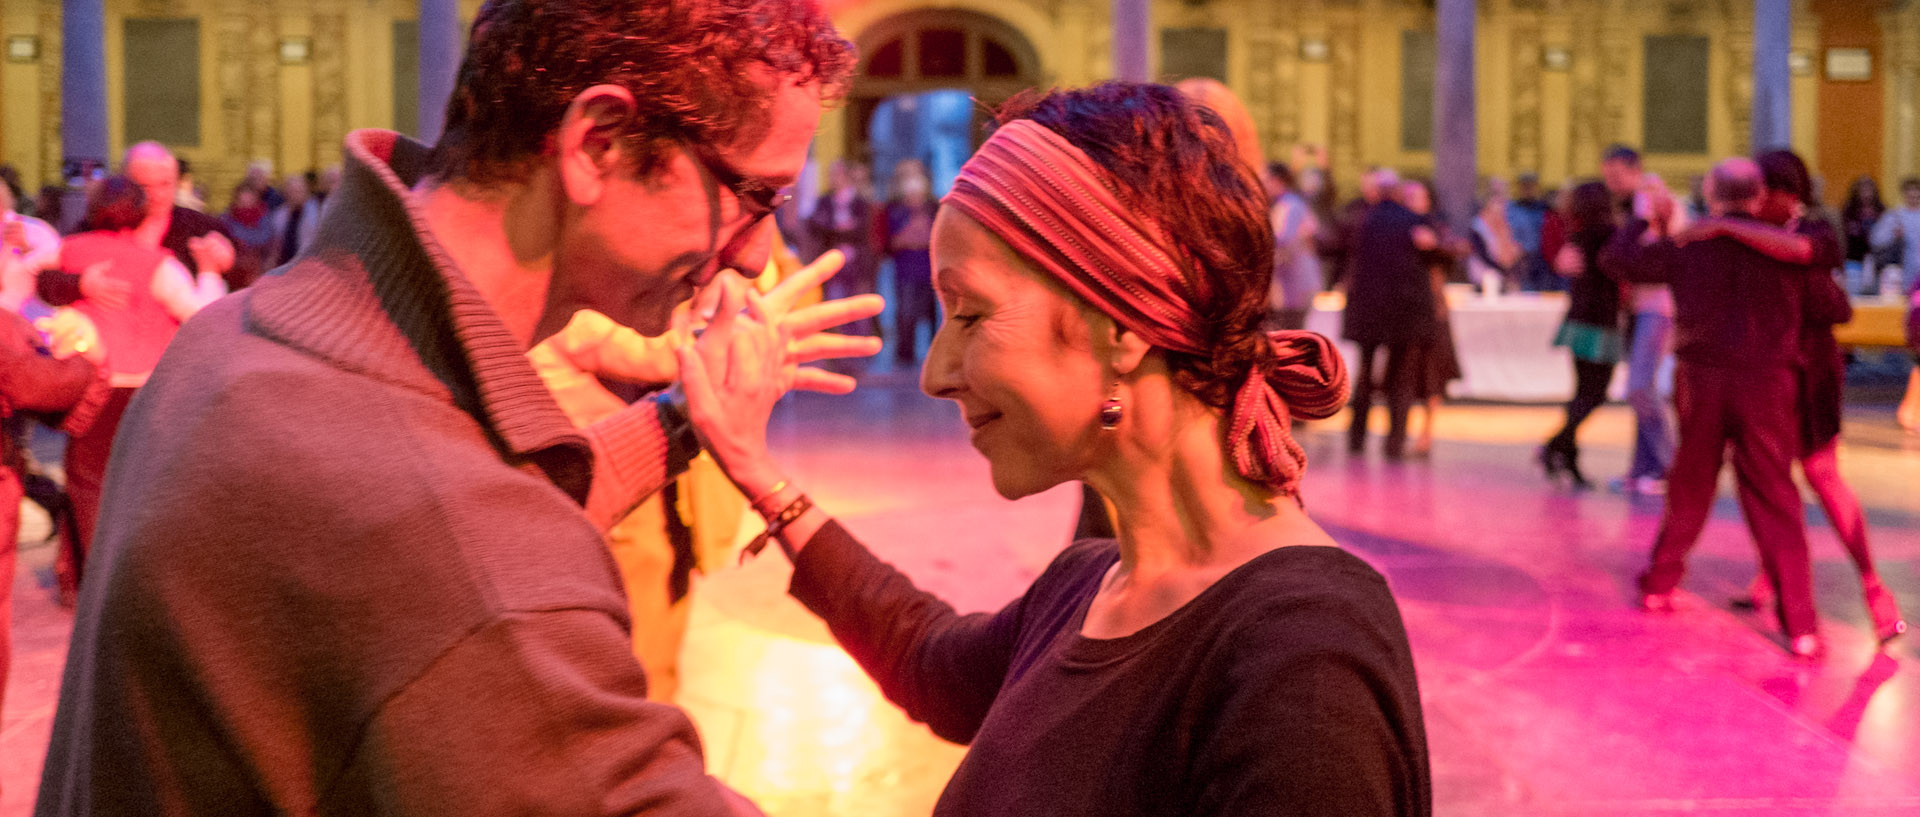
[1396,179,1465,457]
[1538,182,1621,489]
[678,83,1430,816]
[1840,175,1886,273]
[1703,151,1905,645]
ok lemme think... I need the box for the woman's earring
[1099,385,1123,430]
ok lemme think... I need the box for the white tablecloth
[1306,288,1629,403]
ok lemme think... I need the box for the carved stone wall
[37,0,62,180]
[1723,11,1754,156]
[1508,22,1543,171]
[1329,21,1362,182]
[309,5,347,170]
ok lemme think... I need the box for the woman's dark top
[1563,225,1621,327]
[1842,198,1884,262]
[1796,219,1852,455]
[790,522,1431,817]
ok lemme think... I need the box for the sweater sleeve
[1191,586,1429,817]
[580,396,697,534]
[787,521,1033,744]
[338,609,735,816]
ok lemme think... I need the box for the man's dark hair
[994,83,1274,413]
[1903,177,1920,195]
[84,176,147,232]
[428,0,855,186]
[1266,161,1295,191]
[1755,149,1814,206]
[1602,144,1642,167]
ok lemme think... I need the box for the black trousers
[1638,365,1815,637]
[1348,342,1417,455]
[1546,359,1616,456]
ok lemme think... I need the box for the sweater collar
[244,130,591,495]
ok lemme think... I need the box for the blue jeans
[1626,312,1674,479]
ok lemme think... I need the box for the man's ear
[555,85,638,207]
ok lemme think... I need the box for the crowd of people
[0,0,1916,812]
[1262,137,1915,658]
[793,155,941,368]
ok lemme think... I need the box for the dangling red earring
[1099,386,1123,430]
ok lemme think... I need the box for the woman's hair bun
[1263,331,1349,421]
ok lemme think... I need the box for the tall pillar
[1752,0,1792,151]
[417,0,462,143]
[1113,0,1149,83]
[61,0,109,175]
[1433,0,1476,238]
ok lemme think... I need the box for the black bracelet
[740,494,813,563]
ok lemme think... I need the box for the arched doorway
[847,9,1043,198]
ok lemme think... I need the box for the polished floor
[5,367,1920,816]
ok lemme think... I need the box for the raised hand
[751,249,885,394]
[552,250,884,395]
[675,275,789,491]
[36,308,106,365]
[188,232,236,273]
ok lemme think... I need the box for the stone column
[1433,0,1476,238]
[417,0,463,142]
[1112,0,1149,83]
[61,0,108,174]
[1751,0,1792,151]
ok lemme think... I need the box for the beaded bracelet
[740,494,813,563]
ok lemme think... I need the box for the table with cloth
[1305,288,1909,404]
[1306,287,1609,403]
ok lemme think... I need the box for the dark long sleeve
[37,268,83,306]
[1603,225,1677,285]
[1804,271,1853,328]
[788,522,1028,744]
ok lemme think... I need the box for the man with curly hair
[36,2,865,814]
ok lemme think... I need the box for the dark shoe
[1535,445,1563,481]
[1565,460,1592,491]
[1863,578,1908,646]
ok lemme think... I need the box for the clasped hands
[534,250,883,480]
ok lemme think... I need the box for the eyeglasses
[691,144,794,224]
[688,144,794,271]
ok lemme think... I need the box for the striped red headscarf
[943,120,1348,496]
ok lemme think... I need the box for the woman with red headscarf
[679,83,1430,816]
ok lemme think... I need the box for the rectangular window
[1643,35,1710,153]
[1160,28,1227,83]
[1400,30,1436,152]
[123,19,201,146]
[393,20,420,138]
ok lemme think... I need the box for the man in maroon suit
[1615,158,1826,658]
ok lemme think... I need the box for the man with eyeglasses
[38,2,877,815]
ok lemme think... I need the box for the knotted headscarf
[943,120,1348,496]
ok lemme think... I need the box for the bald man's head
[1706,157,1763,216]
[124,141,179,220]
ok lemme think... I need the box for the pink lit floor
[6,372,1920,816]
